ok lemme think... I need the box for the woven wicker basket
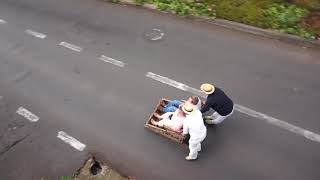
[144,98,185,144]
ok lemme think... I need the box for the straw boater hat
[200,83,215,95]
[182,103,195,115]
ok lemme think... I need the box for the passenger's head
[188,96,199,105]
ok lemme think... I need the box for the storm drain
[74,157,133,180]
[144,28,165,41]
[90,160,102,175]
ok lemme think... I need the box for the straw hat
[200,83,215,95]
[182,103,195,115]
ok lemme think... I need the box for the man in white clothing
[182,102,207,161]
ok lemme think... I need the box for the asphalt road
[0,0,320,179]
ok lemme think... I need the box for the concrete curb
[107,0,320,49]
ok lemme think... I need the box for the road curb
[105,0,320,49]
[208,19,320,49]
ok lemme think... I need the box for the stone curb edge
[105,0,320,49]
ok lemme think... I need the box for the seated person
[163,100,182,113]
[163,96,201,113]
[186,96,202,110]
[151,106,186,133]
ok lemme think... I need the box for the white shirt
[182,110,207,141]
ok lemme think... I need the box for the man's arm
[201,100,211,113]
[182,121,189,135]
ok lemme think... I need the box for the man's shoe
[205,119,215,125]
[185,156,197,161]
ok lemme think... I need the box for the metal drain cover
[144,28,165,41]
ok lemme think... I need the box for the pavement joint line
[145,72,320,144]
[16,106,39,122]
[57,131,86,151]
[99,55,125,68]
[0,19,6,24]
[24,29,47,39]
[59,41,82,52]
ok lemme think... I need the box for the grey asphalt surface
[0,0,320,179]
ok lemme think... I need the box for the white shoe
[205,119,215,125]
[185,156,197,161]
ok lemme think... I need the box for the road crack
[0,133,31,157]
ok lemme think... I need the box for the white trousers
[188,132,206,159]
[206,107,234,125]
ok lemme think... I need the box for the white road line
[0,19,6,24]
[145,72,320,144]
[16,107,39,122]
[59,42,82,52]
[25,29,46,39]
[57,131,86,151]
[99,55,125,68]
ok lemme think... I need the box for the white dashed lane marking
[145,72,320,144]
[16,107,39,122]
[0,19,6,24]
[99,55,125,68]
[57,131,86,151]
[25,29,47,39]
[59,42,82,52]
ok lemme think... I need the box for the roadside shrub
[285,0,320,11]
[208,0,284,27]
[130,0,318,39]
[263,4,315,39]
[134,0,147,5]
[152,0,216,17]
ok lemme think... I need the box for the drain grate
[90,160,102,175]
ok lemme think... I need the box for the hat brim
[200,86,215,95]
[182,107,194,115]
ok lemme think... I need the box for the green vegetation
[263,3,315,39]
[134,0,216,17]
[131,0,320,39]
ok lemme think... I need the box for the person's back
[182,103,207,160]
[206,87,233,116]
[184,110,206,141]
[200,83,234,125]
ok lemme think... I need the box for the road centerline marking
[145,72,320,143]
[57,131,86,151]
[99,55,125,68]
[16,107,39,122]
[25,29,47,39]
[59,42,82,52]
[0,19,6,24]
